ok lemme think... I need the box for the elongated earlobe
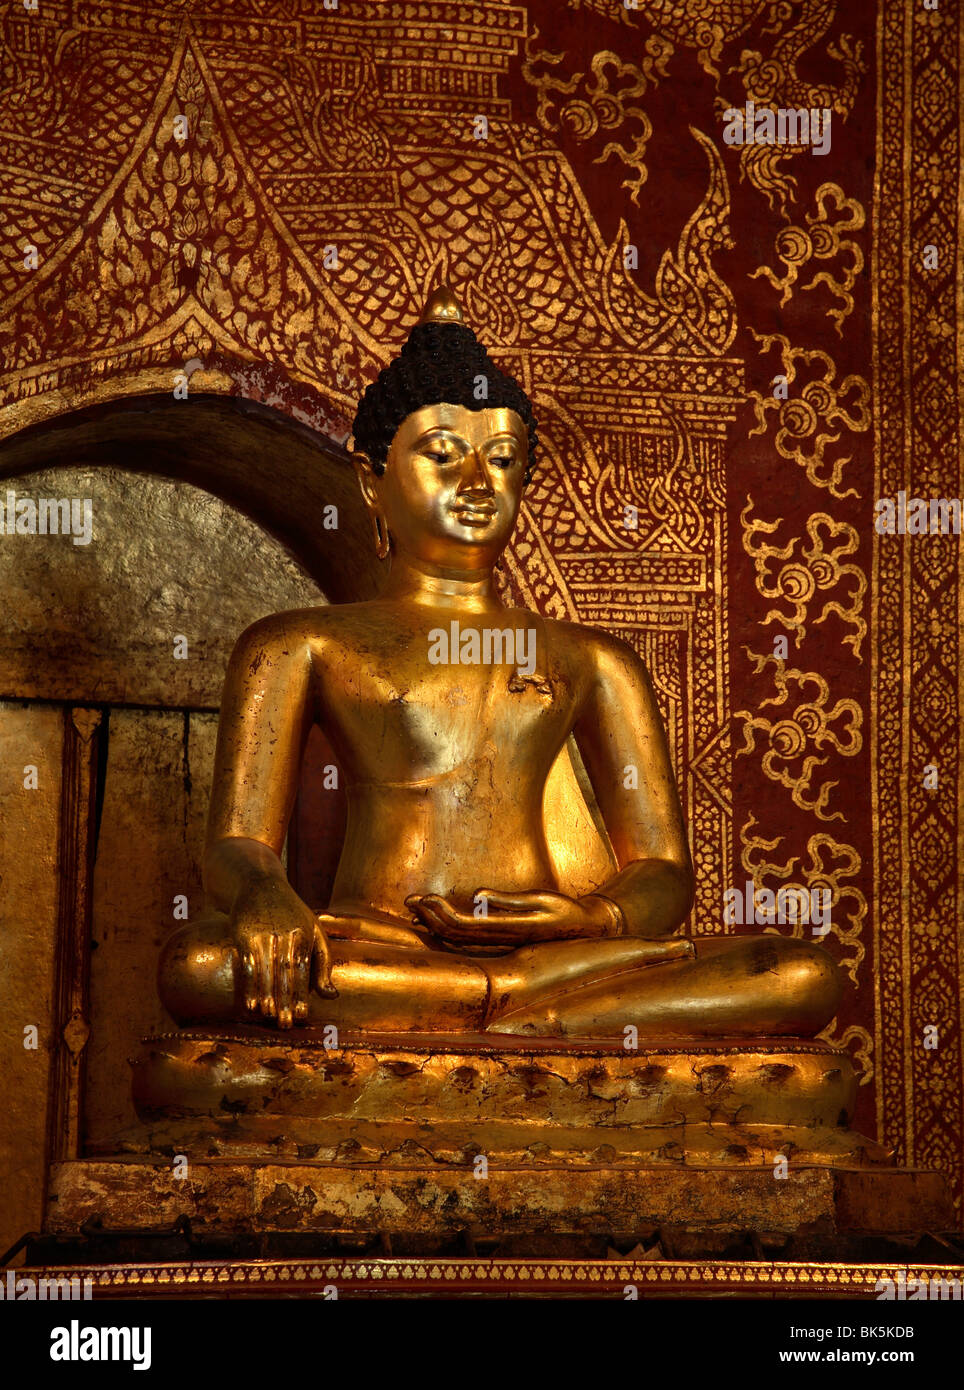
[372,509,390,560]
[349,442,391,561]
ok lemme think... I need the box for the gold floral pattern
[736,654,862,821]
[741,498,867,659]
[750,183,865,333]
[739,814,867,990]
[747,332,870,499]
[522,32,671,201]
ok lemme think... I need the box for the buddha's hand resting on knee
[232,877,337,1028]
[409,889,653,949]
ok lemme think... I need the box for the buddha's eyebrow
[415,429,467,448]
[415,428,521,451]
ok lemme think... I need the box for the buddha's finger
[276,935,295,1029]
[404,894,437,926]
[419,894,477,929]
[312,923,338,998]
[241,949,259,1014]
[414,900,459,937]
[469,915,533,942]
[292,939,311,1021]
[477,889,545,913]
[634,937,695,962]
[259,935,277,1018]
[251,941,269,1015]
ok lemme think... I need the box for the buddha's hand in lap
[408,888,625,950]
[232,877,337,1029]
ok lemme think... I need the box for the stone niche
[0,392,372,1256]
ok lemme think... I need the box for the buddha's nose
[457,447,494,496]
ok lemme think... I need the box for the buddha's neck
[380,554,504,612]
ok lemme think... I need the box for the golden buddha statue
[157,286,842,1045]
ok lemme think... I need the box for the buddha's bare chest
[315,644,574,783]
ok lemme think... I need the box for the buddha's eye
[424,445,453,464]
[489,453,515,469]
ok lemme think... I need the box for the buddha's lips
[451,503,496,525]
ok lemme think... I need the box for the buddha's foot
[486,936,842,1038]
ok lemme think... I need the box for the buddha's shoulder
[544,616,650,675]
[231,605,340,653]
[232,602,386,654]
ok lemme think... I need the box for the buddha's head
[350,287,537,570]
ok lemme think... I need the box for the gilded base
[125,1029,886,1168]
[46,1159,951,1248]
[48,1030,949,1249]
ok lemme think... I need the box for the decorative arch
[0,389,379,604]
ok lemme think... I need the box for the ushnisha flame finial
[418,284,465,326]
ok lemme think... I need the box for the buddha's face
[360,403,527,569]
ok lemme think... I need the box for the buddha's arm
[204,613,335,1024]
[205,614,309,902]
[571,631,694,939]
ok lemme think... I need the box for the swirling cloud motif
[568,0,769,83]
[741,497,867,659]
[522,30,671,203]
[738,814,868,993]
[736,651,862,821]
[747,331,870,499]
[750,182,865,334]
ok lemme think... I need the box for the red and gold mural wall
[0,0,960,1225]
